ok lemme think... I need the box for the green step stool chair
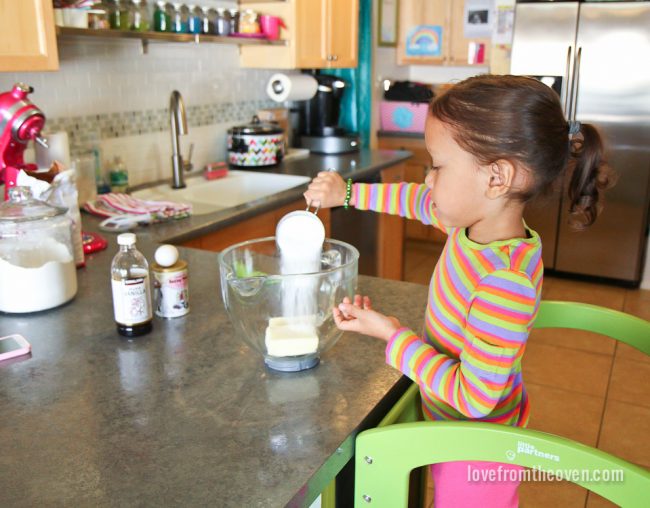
[354,301,650,507]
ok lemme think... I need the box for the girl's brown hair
[429,74,614,229]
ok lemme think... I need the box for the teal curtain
[322,0,372,148]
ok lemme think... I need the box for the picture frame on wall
[378,0,399,47]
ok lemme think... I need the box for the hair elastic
[568,120,582,135]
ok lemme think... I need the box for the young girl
[304,75,612,507]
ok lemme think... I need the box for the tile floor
[403,239,650,508]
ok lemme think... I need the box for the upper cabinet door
[0,0,59,71]
[327,0,358,68]
[295,0,329,68]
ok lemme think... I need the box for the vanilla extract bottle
[111,233,153,337]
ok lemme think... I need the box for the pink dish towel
[84,193,192,222]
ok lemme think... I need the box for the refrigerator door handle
[568,46,583,122]
[562,45,573,116]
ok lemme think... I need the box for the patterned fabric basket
[379,101,429,133]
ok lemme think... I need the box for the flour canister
[151,245,189,318]
[227,115,284,167]
[0,186,78,314]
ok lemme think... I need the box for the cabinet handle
[332,54,338,61]
[326,54,332,61]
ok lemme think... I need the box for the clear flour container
[218,237,359,371]
[0,186,78,313]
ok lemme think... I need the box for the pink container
[379,101,429,133]
[260,15,286,40]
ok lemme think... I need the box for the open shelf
[56,26,287,53]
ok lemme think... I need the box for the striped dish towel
[84,193,192,222]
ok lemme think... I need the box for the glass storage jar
[153,1,170,32]
[131,0,151,31]
[109,0,133,30]
[239,9,260,34]
[228,8,240,33]
[171,3,189,33]
[88,1,110,29]
[214,7,231,36]
[188,4,202,34]
[0,187,78,314]
[203,7,216,34]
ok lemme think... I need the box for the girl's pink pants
[431,461,524,507]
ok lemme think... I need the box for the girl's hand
[333,295,402,342]
[303,171,349,209]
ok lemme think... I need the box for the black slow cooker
[227,116,285,167]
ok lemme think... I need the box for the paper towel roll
[35,131,71,169]
[266,73,318,103]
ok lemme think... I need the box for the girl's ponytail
[566,122,615,229]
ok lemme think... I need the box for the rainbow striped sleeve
[353,182,445,232]
[386,270,537,418]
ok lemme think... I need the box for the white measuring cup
[275,203,325,261]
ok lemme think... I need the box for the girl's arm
[353,182,446,233]
[385,269,537,418]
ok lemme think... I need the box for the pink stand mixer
[0,83,48,200]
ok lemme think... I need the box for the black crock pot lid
[228,115,283,135]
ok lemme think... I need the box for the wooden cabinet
[378,136,446,244]
[378,164,406,281]
[179,199,331,253]
[397,0,490,67]
[0,0,58,71]
[240,0,359,69]
[325,0,359,68]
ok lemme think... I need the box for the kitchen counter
[0,240,427,507]
[0,148,428,507]
[377,130,425,139]
[135,148,412,245]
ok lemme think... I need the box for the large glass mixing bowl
[218,237,359,371]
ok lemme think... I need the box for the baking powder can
[151,245,189,318]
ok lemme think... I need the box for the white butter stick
[268,315,317,328]
[265,321,319,357]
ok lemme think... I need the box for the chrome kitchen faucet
[170,90,193,189]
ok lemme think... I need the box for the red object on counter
[82,231,108,254]
[204,162,229,180]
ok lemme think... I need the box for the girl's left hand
[333,295,402,342]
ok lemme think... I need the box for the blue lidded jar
[188,4,202,34]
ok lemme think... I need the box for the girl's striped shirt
[354,182,543,427]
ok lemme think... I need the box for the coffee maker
[0,83,48,199]
[298,74,359,155]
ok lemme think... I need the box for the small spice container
[188,4,202,34]
[228,8,240,33]
[153,1,170,31]
[214,7,231,36]
[88,1,110,29]
[151,244,189,318]
[202,7,216,34]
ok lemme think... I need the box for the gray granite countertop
[377,130,425,139]
[0,149,428,507]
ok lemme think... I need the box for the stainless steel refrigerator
[510,0,650,286]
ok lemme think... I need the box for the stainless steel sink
[131,170,311,216]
